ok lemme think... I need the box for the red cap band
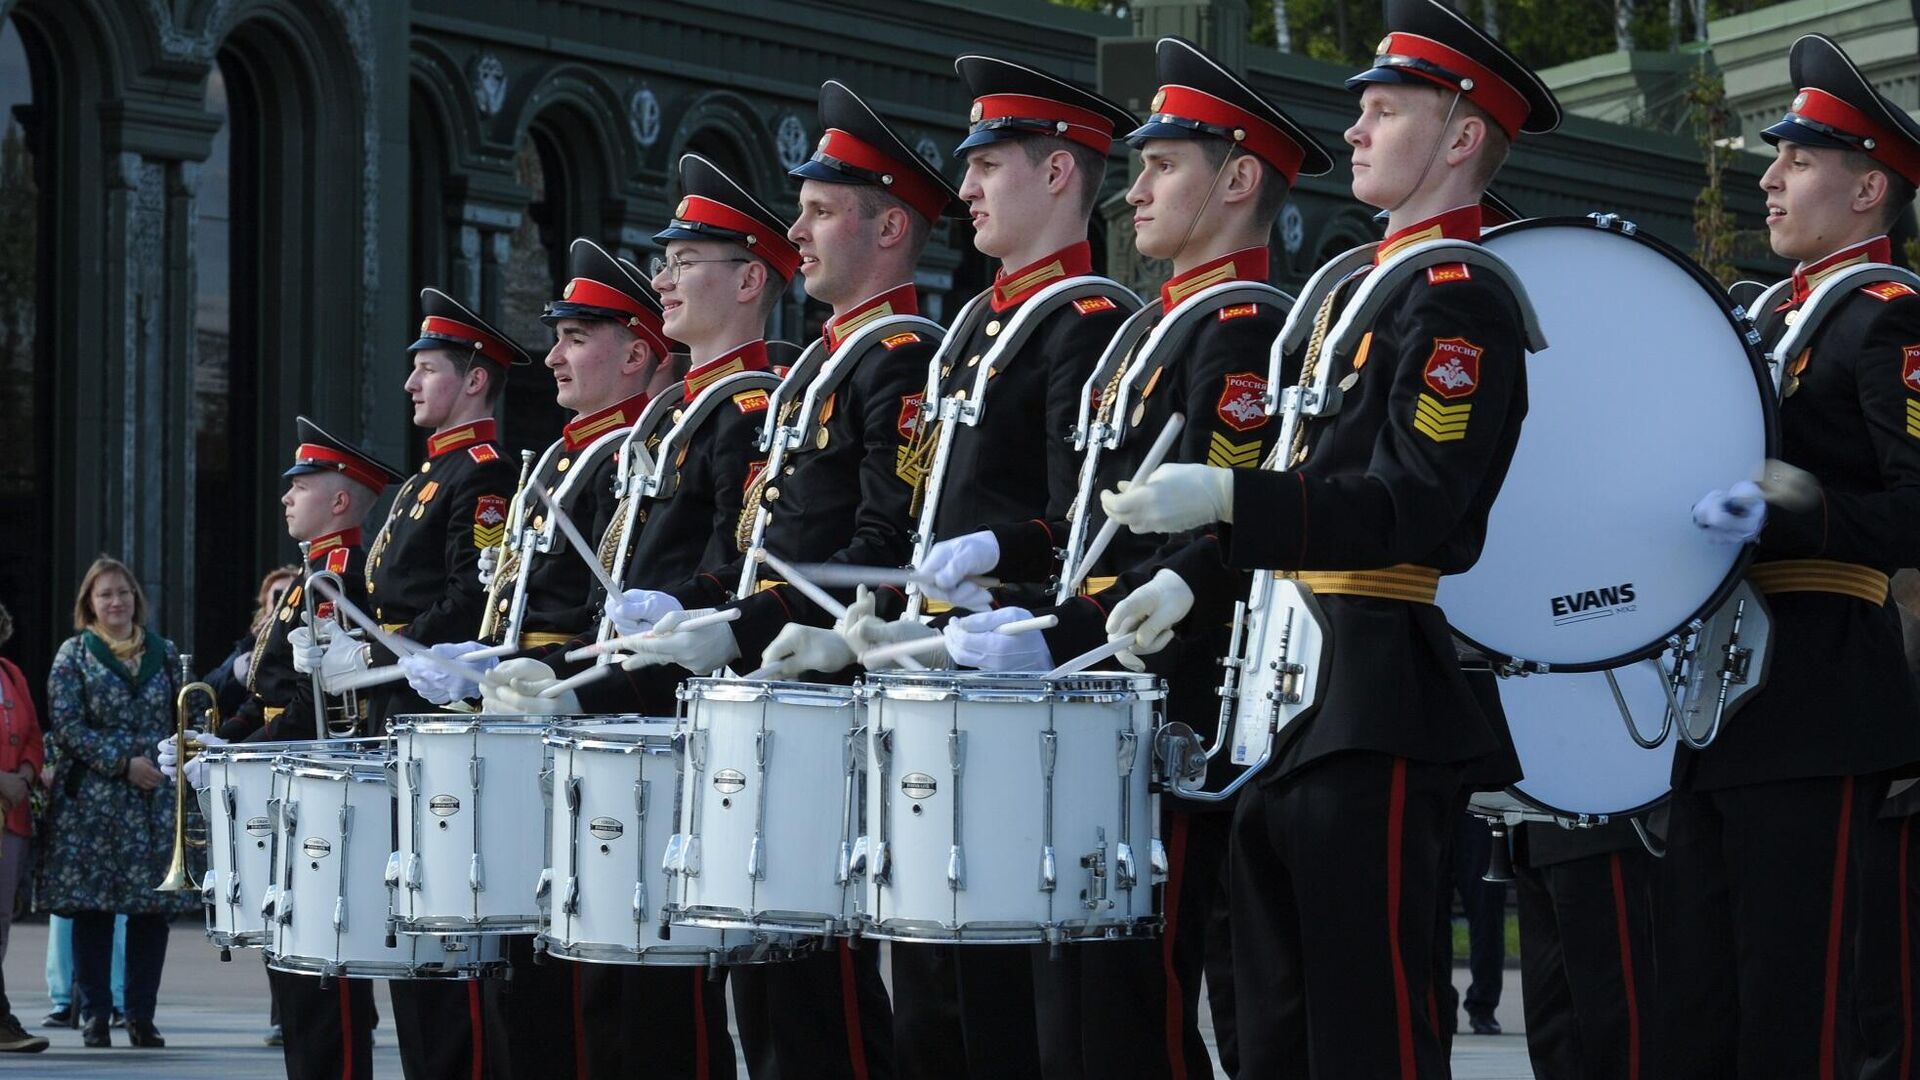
[294,444,391,495]
[1788,87,1920,185]
[673,195,802,280]
[1150,84,1307,183]
[815,128,950,223]
[559,278,672,357]
[969,93,1116,153]
[418,315,515,367]
[1377,32,1529,139]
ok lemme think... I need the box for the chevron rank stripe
[1906,397,1920,440]
[1207,431,1263,468]
[1413,393,1472,443]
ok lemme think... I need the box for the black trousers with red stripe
[578,964,735,1079]
[891,942,1038,1078]
[1515,846,1654,1080]
[1031,805,1228,1079]
[269,967,374,1080]
[1228,751,1460,1079]
[1853,799,1916,1080]
[733,940,894,1080]
[391,978,485,1080]
[1654,775,1884,1079]
[482,935,578,1080]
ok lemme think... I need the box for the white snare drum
[392,717,550,934]
[860,672,1162,945]
[201,740,335,949]
[669,679,863,937]
[542,721,792,966]
[1472,662,1677,822]
[265,753,501,979]
[1436,217,1776,670]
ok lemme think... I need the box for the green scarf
[82,627,165,687]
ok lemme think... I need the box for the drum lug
[1040,846,1057,892]
[470,852,484,893]
[683,837,702,878]
[846,835,868,880]
[332,897,346,932]
[662,832,685,876]
[562,876,579,916]
[1116,730,1138,776]
[469,754,483,793]
[874,840,891,885]
[631,880,646,924]
[1115,842,1137,890]
[404,758,420,792]
[947,845,965,891]
[260,885,278,923]
[535,868,552,908]
[405,853,422,891]
[1150,838,1169,884]
[383,851,402,890]
[565,776,581,814]
[748,836,766,881]
[688,731,708,774]
[1080,828,1109,910]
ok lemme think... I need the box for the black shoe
[1468,1012,1502,1036]
[40,1003,77,1029]
[81,1015,110,1048]
[126,1020,165,1048]
[110,1008,125,1029]
[264,1024,283,1047]
[0,1014,49,1053]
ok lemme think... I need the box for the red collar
[306,528,362,561]
[824,283,919,351]
[562,392,649,451]
[1376,205,1483,264]
[1160,246,1270,309]
[1788,235,1891,307]
[685,340,771,399]
[991,242,1092,313]
[426,418,498,458]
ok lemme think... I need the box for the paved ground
[3,918,1537,1077]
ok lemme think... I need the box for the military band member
[1676,33,1920,1078]
[1093,2,1559,1074]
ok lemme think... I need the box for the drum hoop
[272,756,390,782]
[682,677,856,706]
[1497,784,1670,823]
[858,670,1161,701]
[544,727,678,753]
[1448,215,1778,672]
[391,718,554,737]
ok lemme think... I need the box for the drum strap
[1283,564,1441,605]
[1747,559,1888,606]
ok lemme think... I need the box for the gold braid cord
[736,398,801,552]
[1063,347,1147,525]
[1265,282,1345,472]
[598,494,632,577]
[477,545,519,644]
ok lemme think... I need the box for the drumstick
[1753,457,1820,512]
[1066,413,1185,597]
[308,577,487,686]
[532,486,622,600]
[325,664,414,695]
[784,563,999,592]
[1042,634,1137,680]
[754,550,924,671]
[539,664,614,699]
[458,643,519,663]
[857,635,951,668]
[995,614,1058,636]
[566,608,743,662]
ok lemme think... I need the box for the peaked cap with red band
[283,415,404,496]
[1762,33,1920,187]
[654,153,803,281]
[1126,36,1334,184]
[790,80,965,223]
[1346,0,1561,139]
[954,54,1137,157]
[409,286,530,369]
[541,237,674,358]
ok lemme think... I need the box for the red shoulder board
[325,547,351,575]
[733,389,770,414]
[1216,372,1269,432]
[468,443,500,463]
[1863,281,1917,302]
[881,332,921,351]
[1427,264,1472,286]
[1073,296,1118,316]
[1423,338,1483,399]
[1217,303,1259,322]
[896,392,925,439]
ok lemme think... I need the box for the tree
[1686,65,1739,285]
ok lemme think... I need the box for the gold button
[816,428,830,449]
[545,486,556,497]
[985,320,1002,337]
[1784,310,1799,326]
[498,599,509,612]
[421,461,432,474]
[765,486,780,502]
[954,389,967,401]
[783,465,795,476]
[557,458,571,472]
[967,354,981,368]
[672,409,685,424]
[532,515,545,530]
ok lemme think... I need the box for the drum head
[1436,219,1774,670]
[1500,663,1675,818]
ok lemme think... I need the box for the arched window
[497,135,567,453]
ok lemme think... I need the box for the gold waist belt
[1285,564,1441,605]
[754,578,786,594]
[1077,575,1119,598]
[381,622,407,634]
[263,706,285,723]
[519,631,575,648]
[1747,559,1888,606]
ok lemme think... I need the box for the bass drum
[1475,662,1676,821]
[1435,217,1776,670]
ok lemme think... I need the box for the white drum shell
[392,718,550,934]
[266,755,500,979]
[1485,663,1677,820]
[201,743,321,948]
[673,681,861,936]
[861,672,1160,944]
[542,721,790,966]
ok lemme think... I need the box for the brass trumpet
[156,654,215,893]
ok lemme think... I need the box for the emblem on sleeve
[1413,394,1472,443]
[1902,344,1920,394]
[1426,264,1472,286]
[881,332,921,350]
[325,548,350,575]
[1216,303,1259,322]
[896,392,926,440]
[474,494,507,549]
[1864,282,1916,302]
[1206,431,1262,469]
[1423,338,1483,400]
[741,460,767,494]
[733,389,770,414]
[468,444,500,463]
[1215,372,1269,433]
[1072,296,1118,316]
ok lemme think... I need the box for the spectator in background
[36,557,194,1049]
[203,565,299,723]
[0,601,48,1054]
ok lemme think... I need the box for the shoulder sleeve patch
[896,391,926,440]
[1427,264,1472,286]
[1902,344,1920,396]
[1216,303,1259,322]
[468,443,500,463]
[1073,296,1118,316]
[1216,372,1269,432]
[733,388,770,414]
[1423,337,1483,399]
[881,332,922,350]
[325,548,351,575]
[1864,282,1917,302]
[474,494,508,549]
[1206,430,1263,469]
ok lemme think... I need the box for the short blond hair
[72,555,149,632]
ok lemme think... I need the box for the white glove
[621,609,741,674]
[288,623,327,676]
[1692,480,1768,545]
[231,652,251,683]
[918,532,999,611]
[1100,463,1236,533]
[944,608,1053,672]
[758,625,856,680]
[846,614,952,670]
[608,589,683,638]
[296,628,370,693]
[401,641,496,705]
[479,658,577,715]
[1103,569,1195,672]
[157,730,225,790]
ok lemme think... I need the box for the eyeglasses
[647,255,750,283]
